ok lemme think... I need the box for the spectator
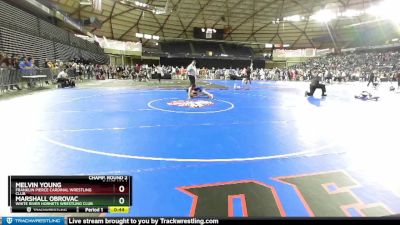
[57,69,75,88]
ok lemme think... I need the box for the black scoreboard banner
[65,217,400,225]
[8,176,132,213]
[1,217,399,225]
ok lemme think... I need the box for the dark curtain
[160,57,265,69]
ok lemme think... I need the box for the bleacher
[223,43,253,57]
[160,42,191,55]
[159,41,254,59]
[0,27,55,63]
[192,42,222,55]
[0,0,108,65]
[39,20,70,44]
[0,0,39,36]
[55,42,80,61]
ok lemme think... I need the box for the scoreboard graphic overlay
[8,176,132,213]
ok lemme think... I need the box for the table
[22,75,48,88]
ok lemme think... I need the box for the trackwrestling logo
[167,100,214,108]
[2,217,64,225]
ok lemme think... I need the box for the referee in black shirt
[305,75,327,97]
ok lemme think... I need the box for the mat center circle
[147,98,235,114]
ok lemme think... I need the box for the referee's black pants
[307,84,326,96]
[188,75,196,86]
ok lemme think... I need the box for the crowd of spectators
[287,50,400,83]
[0,52,110,90]
[189,50,400,82]
[163,50,400,83]
[3,48,400,93]
[0,52,42,90]
[0,52,40,72]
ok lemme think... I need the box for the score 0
[115,184,128,194]
[114,184,129,206]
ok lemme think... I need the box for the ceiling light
[341,9,362,18]
[284,15,302,22]
[119,0,169,15]
[311,9,336,22]
[80,0,92,5]
[367,0,400,23]
[265,43,273,48]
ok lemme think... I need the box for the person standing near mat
[241,61,252,89]
[245,64,252,85]
[305,74,327,97]
[187,60,198,99]
[397,72,400,89]
[367,71,375,87]
[155,64,163,83]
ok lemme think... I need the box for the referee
[187,60,197,85]
[187,60,198,99]
[305,75,327,97]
